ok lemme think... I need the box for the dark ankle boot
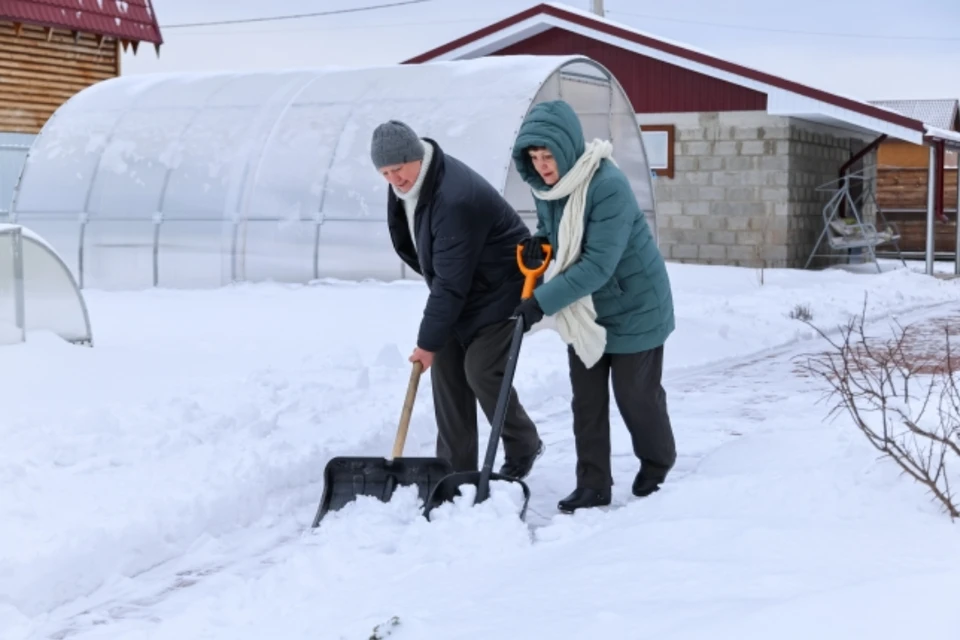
[558,487,611,513]
[632,460,671,497]
[498,440,544,480]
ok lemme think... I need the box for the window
[639,125,675,179]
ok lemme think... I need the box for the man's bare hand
[409,347,435,371]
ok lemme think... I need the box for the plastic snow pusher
[311,360,453,527]
[422,242,553,521]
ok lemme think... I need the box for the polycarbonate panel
[609,85,658,244]
[10,55,659,287]
[554,59,609,81]
[14,57,565,223]
[558,75,611,119]
[13,109,119,214]
[6,218,82,277]
[86,108,195,219]
[21,233,93,343]
[81,221,157,290]
[300,62,538,222]
[0,228,23,344]
[156,220,235,288]
[0,133,33,216]
[0,224,92,345]
[559,69,613,143]
[234,220,317,283]
[314,220,405,282]
[162,106,260,219]
[243,102,352,222]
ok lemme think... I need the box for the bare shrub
[796,296,960,520]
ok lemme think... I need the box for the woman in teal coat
[511,99,677,513]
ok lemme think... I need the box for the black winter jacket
[387,138,531,352]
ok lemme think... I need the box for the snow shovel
[422,241,553,522]
[311,361,453,527]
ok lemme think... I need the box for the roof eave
[0,12,163,46]
[925,125,960,150]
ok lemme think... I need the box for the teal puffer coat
[511,99,675,355]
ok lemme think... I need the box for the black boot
[498,440,544,479]
[558,487,611,513]
[632,460,670,497]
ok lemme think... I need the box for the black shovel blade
[312,456,453,527]
[422,470,531,521]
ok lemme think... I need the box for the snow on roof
[405,2,927,144]
[870,99,959,131]
[11,55,656,233]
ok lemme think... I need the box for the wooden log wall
[0,21,119,134]
[876,167,958,254]
[877,140,930,169]
[877,167,959,212]
[892,220,958,255]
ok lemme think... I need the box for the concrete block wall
[637,111,878,268]
[786,125,874,267]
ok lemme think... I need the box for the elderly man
[370,119,543,479]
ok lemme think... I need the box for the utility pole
[591,0,604,17]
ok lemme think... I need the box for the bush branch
[796,294,959,520]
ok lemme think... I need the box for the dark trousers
[568,344,676,491]
[431,319,541,472]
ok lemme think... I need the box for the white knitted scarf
[392,140,434,250]
[532,139,615,369]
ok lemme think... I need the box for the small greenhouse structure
[0,224,93,345]
[5,54,658,289]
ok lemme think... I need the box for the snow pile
[1,261,959,639]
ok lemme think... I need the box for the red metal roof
[404,3,925,137]
[494,28,768,114]
[0,0,162,45]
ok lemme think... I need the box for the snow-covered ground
[2,260,959,639]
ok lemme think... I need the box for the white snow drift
[1,261,959,639]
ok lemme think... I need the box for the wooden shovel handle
[390,360,423,459]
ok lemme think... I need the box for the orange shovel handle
[516,243,553,300]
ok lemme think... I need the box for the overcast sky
[121,0,959,102]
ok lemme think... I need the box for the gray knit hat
[370,120,425,169]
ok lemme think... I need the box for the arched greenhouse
[5,54,659,290]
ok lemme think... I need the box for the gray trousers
[431,319,541,472]
[568,344,676,491]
